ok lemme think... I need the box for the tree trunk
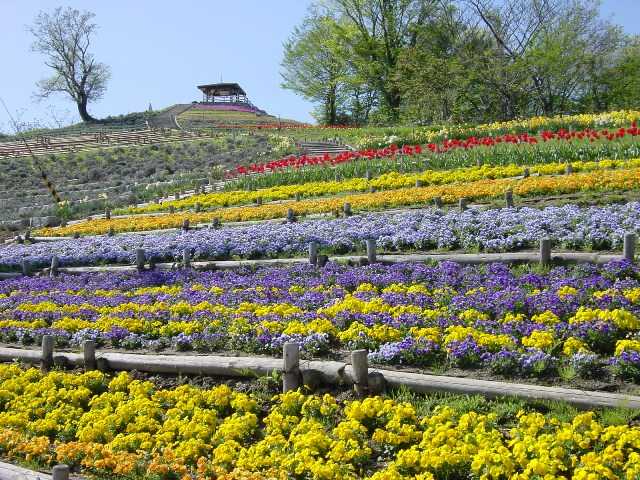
[77,96,97,123]
[326,87,337,126]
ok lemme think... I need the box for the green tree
[281,15,347,125]
[327,0,440,123]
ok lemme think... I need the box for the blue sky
[1,0,638,131]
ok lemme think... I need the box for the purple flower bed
[1,202,639,270]
[1,260,640,383]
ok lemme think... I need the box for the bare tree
[29,7,110,123]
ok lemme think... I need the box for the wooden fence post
[317,254,329,267]
[351,350,369,396]
[540,238,552,266]
[283,342,300,392]
[624,232,637,262]
[49,256,59,278]
[343,202,352,217]
[523,167,530,178]
[309,242,319,265]
[105,209,111,220]
[366,238,377,263]
[182,248,191,268]
[52,464,70,480]
[41,335,54,371]
[182,219,190,232]
[459,198,469,211]
[415,179,424,188]
[83,340,96,371]
[136,249,146,272]
[505,190,514,208]
[433,196,443,209]
[21,259,30,277]
[211,217,221,229]
[287,208,296,223]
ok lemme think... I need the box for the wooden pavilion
[197,83,249,104]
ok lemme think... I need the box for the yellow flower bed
[411,110,640,145]
[3,365,640,480]
[125,158,640,215]
[38,164,640,237]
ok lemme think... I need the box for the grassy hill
[178,105,303,129]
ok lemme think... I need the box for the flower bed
[2,261,640,383]
[5,202,640,269]
[123,158,640,215]
[1,366,640,479]
[36,166,640,236]
[231,122,639,177]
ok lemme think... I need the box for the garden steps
[297,140,353,156]
[1,346,639,409]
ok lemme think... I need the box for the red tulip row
[232,123,639,176]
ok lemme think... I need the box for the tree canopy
[281,0,639,125]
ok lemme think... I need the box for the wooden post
[283,342,300,392]
[169,205,176,214]
[540,238,552,266]
[523,167,530,178]
[41,335,54,371]
[21,259,30,277]
[295,192,302,201]
[317,254,329,267]
[50,256,59,278]
[459,198,468,211]
[624,232,637,262]
[105,209,111,220]
[182,248,191,268]
[52,464,70,480]
[194,202,201,212]
[366,238,377,263]
[415,179,424,188]
[135,249,146,272]
[256,197,263,206]
[565,163,573,174]
[309,242,319,265]
[181,219,190,232]
[365,169,372,181]
[505,190,514,208]
[287,208,296,222]
[433,196,443,209]
[83,340,96,371]
[351,349,369,396]
[211,217,221,229]
[343,202,352,217]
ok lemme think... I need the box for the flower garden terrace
[122,157,640,216]
[4,365,640,480]
[35,164,640,237]
[259,109,640,152]
[228,121,640,178]
[3,261,640,388]
[5,202,640,270]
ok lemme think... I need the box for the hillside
[177,103,303,129]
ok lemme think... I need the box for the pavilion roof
[197,83,246,96]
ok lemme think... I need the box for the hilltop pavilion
[197,83,249,104]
